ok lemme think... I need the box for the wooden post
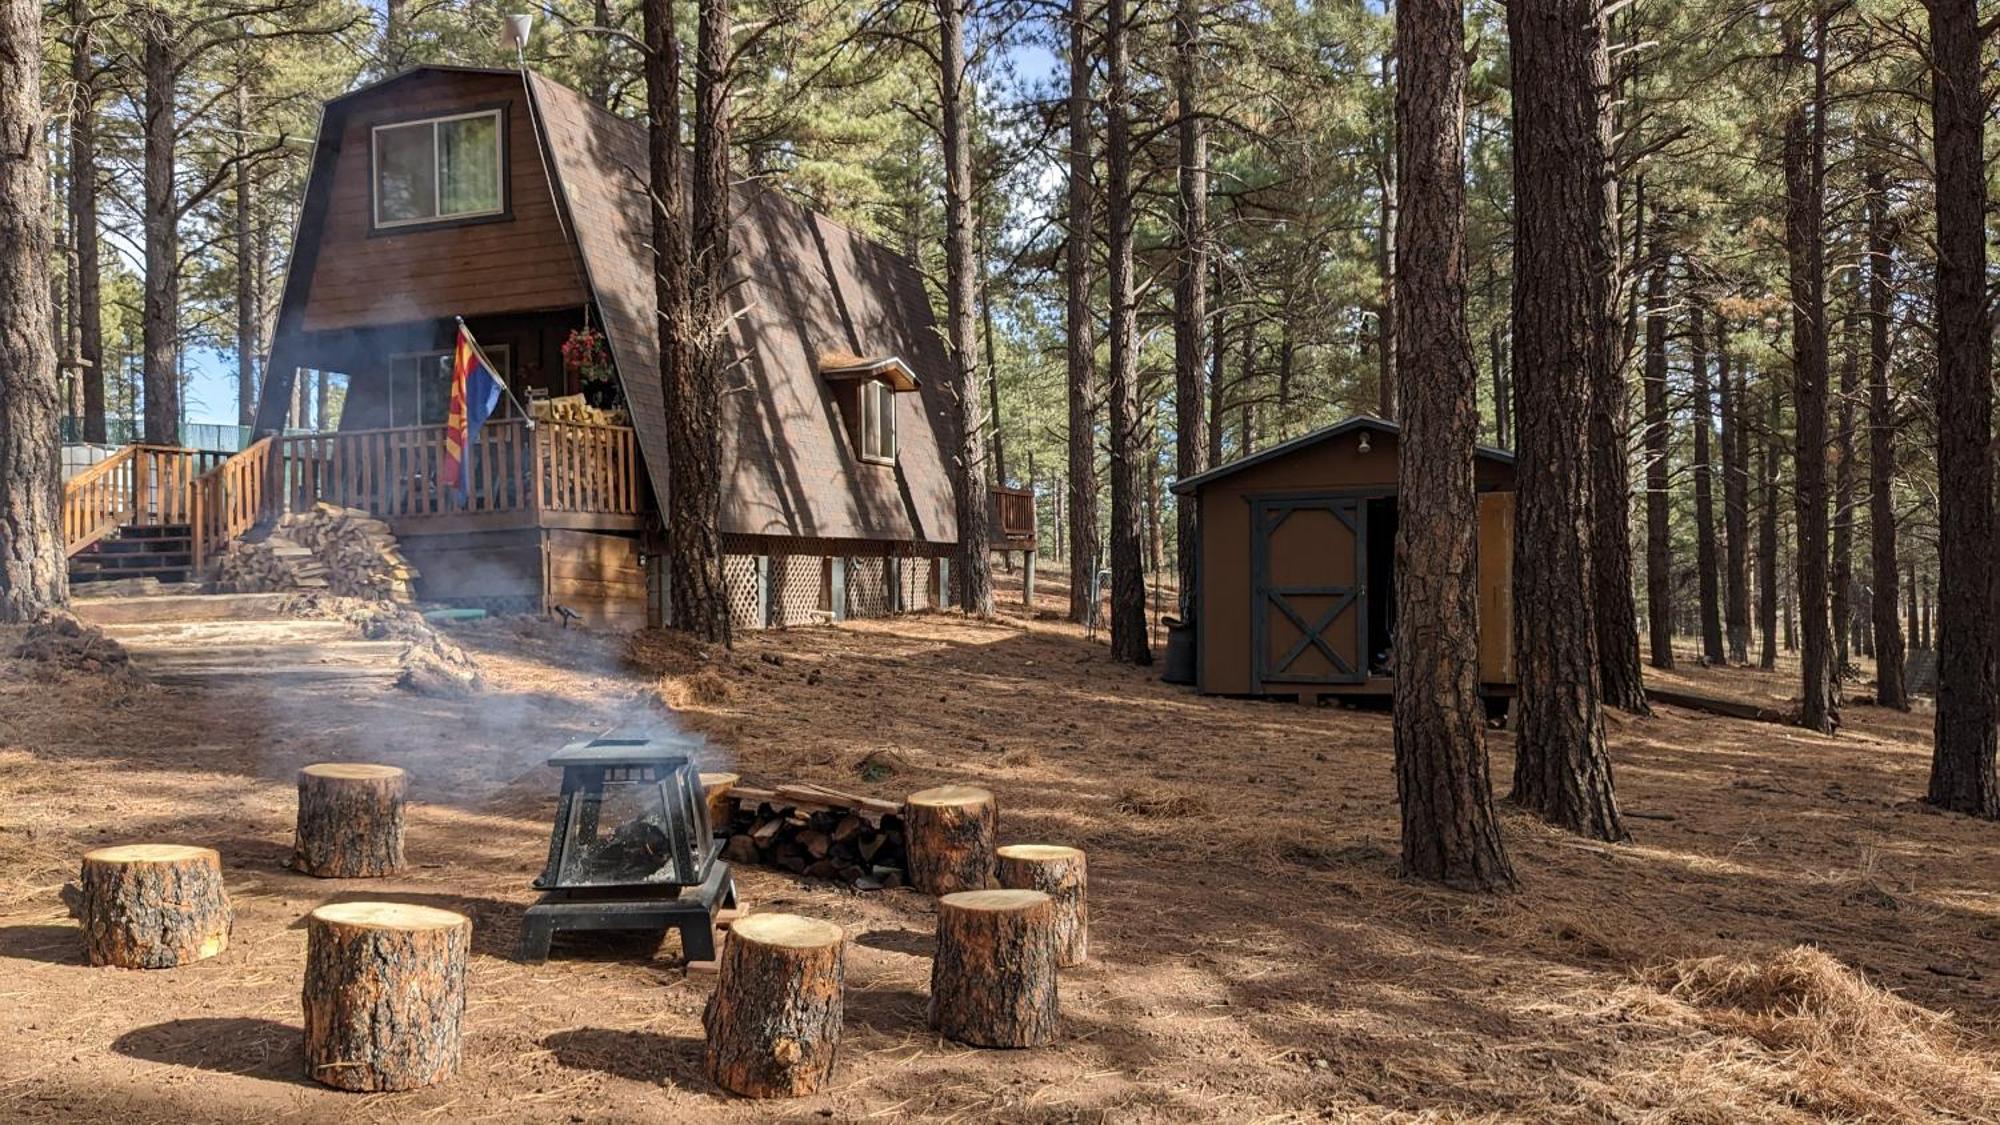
[702,913,845,1097]
[303,902,470,1091]
[996,844,1087,966]
[929,889,1059,1048]
[291,764,408,878]
[700,770,740,833]
[76,844,232,968]
[1024,550,1037,610]
[903,784,997,895]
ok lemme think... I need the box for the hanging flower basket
[561,327,621,409]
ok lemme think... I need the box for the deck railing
[188,436,275,571]
[61,444,231,557]
[989,485,1036,542]
[272,419,644,521]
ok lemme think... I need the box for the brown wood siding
[545,529,647,629]
[399,527,544,604]
[303,72,586,333]
[1195,428,1517,695]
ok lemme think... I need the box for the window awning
[819,353,920,393]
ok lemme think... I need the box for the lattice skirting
[723,555,762,632]
[703,545,952,630]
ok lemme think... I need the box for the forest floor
[2,574,1997,1123]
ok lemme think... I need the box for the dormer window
[820,353,918,467]
[372,109,505,229]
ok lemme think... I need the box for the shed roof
[1171,415,1515,494]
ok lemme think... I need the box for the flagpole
[456,316,537,426]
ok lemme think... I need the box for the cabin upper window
[858,379,897,463]
[372,110,504,229]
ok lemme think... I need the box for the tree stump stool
[904,785,996,895]
[996,844,1088,966]
[929,889,1059,1048]
[702,913,845,1097]
[76,844,232,968]
[303,902,470,1091]
[292,763,407,878]
[700,771,740,833]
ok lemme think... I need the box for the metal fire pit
[518,733,735,963]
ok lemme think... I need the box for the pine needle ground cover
[1,576,1995,1122]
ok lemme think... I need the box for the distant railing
[989,485,1036,542]
[272,419,643,521]
[189,436,275,571]
[60,444,230,557]
[62,418,255,452]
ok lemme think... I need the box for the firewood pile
[211,504,418,603]
[530,394,628,427]
[718,782,909,889]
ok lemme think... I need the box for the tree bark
[1064,0,1098,626]
[0,0,63,622]
[1103,0,1149,663]
[938,0,993,615]
[1832,290,1859,680]
[1864,164,1906,709]
[1391,0,1514,890]
[140,8,180,445]
[1642,256,1673,668]
[302,902,469,1091]
[1172,0,1209,610]
[1375,48,1397,422]
[929,890,1059,1048]
[1782,14,1838,734]
[903,784,996,895]
[702,914,844,1097]
[1505,0,1626,842]
[1926,0,1997,816]
[76,844,231,968]
[291,763,408,878]
[68,0,104,443]
[996,844,1087,966]
[1720,331,1751,664]
[233,73,259,431]
[1759,378,1780,669]
[1691,300,1723,663]
[1590,228,1644,709]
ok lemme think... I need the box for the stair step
[91,537,194,556]
[71,593,299,626]
[116,523,193,540]
[72,566,192,583]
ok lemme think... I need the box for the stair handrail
[62,444,142,556]
[188,436,276,573]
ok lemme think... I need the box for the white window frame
[859,379,897,464]
[371,109,506,230]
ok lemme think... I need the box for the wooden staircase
[69,523,197,585]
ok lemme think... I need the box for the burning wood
[719,782,909,889]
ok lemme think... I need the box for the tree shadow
[540,1027,707,1087]
[853,927,932,958]
[111,1017,310,1086]
[0,924,85,965]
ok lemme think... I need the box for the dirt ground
[3,575,1997,1123]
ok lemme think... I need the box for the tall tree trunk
[939,0,992,615]
[1171,0,1208,611]
[1864,165,1906,709]
[1691,300,1723,663]
[1760,380,1781,669]
[139,8,180,446]
[1505,0,1625,841]
[980,225,1006,489]
[644,0,694,633]
[1206,262,1225,466]
[1375,49,1396,421]
[233,76,258,431]
[1720,333,1751,663]
[1391,0,1513,890]
[1926,0,1997,815]
[1831,292,1859,680]
[1064,0,1099,626]
[1490,325,1509,448]
[1642,256,1672,668]
[1103,0,1149,663]
[382,0,407,70]
[0,0,64,620]
[1782,14,1838,734]
[68,0,103,443]
[1590,186,1644,711]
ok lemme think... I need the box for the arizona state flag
[443,322,505,501]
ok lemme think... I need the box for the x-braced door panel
[1251,497,1366,686]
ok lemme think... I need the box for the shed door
[1251,497,1367,687]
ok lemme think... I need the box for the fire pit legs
[517,856,737,964]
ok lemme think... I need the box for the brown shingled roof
[525,74,959,545]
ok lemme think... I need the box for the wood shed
[1171,417,1517,702]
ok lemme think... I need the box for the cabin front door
[1250,495,1368,688]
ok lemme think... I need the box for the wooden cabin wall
[1476,492,1516,684]
[300,71,586,335]
[400,527,544,612]
[545,529,648,630]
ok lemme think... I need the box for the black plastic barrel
[1161,617,1195,684]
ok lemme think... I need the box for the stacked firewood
[718,782,909,890]
[530,394,628,427]
[210,504,418,603]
